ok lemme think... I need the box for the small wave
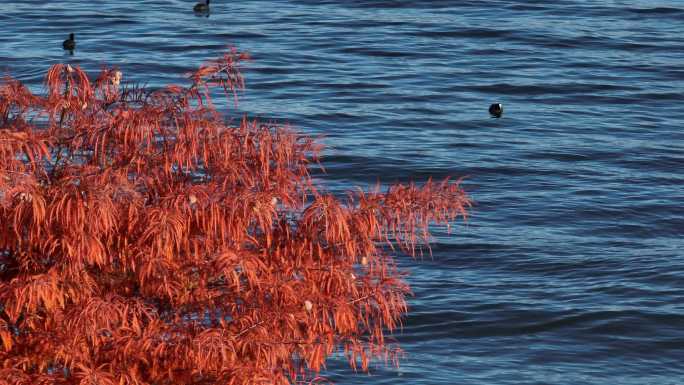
[408,28,513,39]
[626,7,684,15]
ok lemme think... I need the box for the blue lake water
[2,1,684,384]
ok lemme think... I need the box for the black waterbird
[193,0,210,12]
[62,33,76,51]
[489,103,503,118]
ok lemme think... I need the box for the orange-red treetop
[0,50,470,385]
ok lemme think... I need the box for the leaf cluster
[0,50,470,385]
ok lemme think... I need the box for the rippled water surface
[3,1,684,384]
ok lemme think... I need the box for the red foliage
[0,50,470,385]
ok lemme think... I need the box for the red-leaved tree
[0,50,470,385]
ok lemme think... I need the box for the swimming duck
[62,33,76,51]
[193,0,210,12]
[489,103,503,118]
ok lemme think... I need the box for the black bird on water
[193,0,210,12]
[62,33,76,51]
[489,103,503,118]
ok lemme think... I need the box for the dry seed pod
[18,192,32,202]
[112,70,122,86]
